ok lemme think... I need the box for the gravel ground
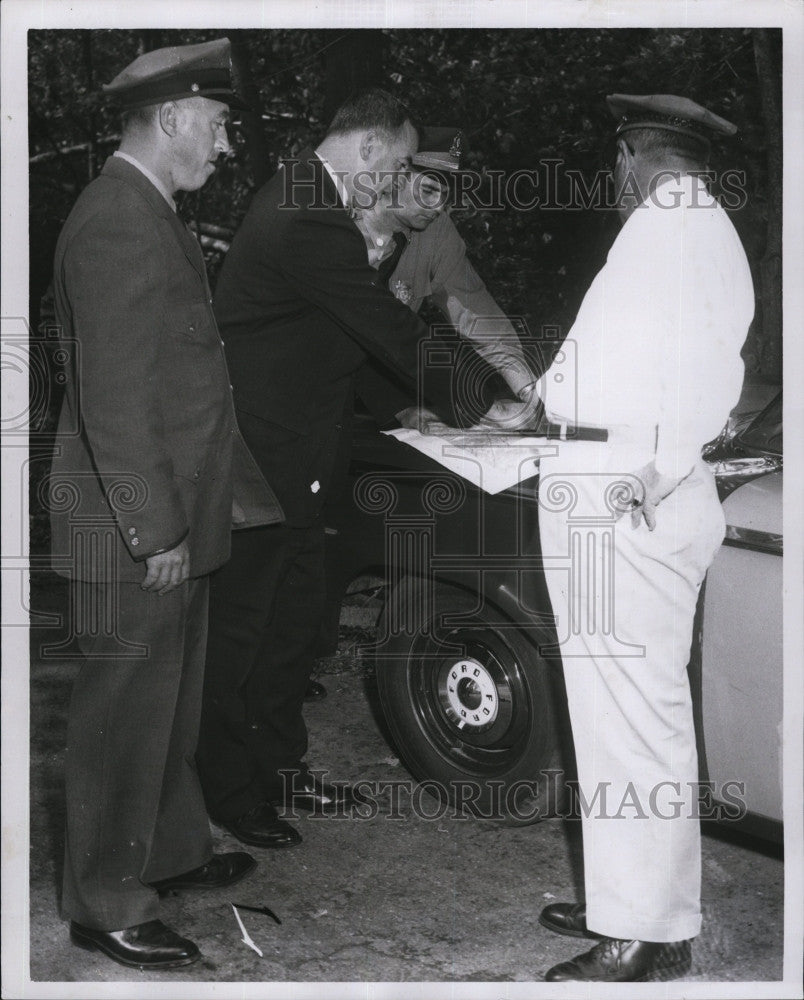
[21,572,787,996]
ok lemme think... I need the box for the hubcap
[439,657,500,731]
[382,594,555,794]
[405,625,533,769]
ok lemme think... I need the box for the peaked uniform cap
[606,93,737,145]
[103,37,249,111]
[412,127,465,171]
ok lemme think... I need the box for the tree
[27,28,782,363]
[26,27,782,554]
[752,29,783,381]
[323,30,387,125]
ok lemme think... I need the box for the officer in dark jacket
[50,39,281,970]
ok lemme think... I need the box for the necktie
[376,231,409,286]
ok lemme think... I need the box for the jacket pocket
[177,301,218,343]
[173,461,203,484]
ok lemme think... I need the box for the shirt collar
[113,151,176,211]
[643,172,711,211]
[354,208,393,244]
[316,154,350,209]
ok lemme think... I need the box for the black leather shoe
[222,802,302,848]
[274,773,358,814]
[150,851,256,893]
[304,679,327,701]
[539,901,601,939]
[545,937,692,982]
[70,919,199,969]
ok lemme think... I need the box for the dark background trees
[28,27,782,377]
[26,27,783,553]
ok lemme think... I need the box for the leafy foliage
[26,27,781,551]
[29,27,777,360]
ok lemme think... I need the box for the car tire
[375,577,568,826]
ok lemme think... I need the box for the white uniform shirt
[539,174,754,478]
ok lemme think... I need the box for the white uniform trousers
[537,442,725,942]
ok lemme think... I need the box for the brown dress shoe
[222,802,302,848]
[70,919,199,969]
[539,901,601,939]
[545,937,692,982]
[150,851,256,893]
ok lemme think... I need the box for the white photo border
[3,2,802,999]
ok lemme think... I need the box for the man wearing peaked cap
[102,36,250,111]
[606,92,738,143]
[411,125,465,171]
[535,95,753,981]
[50,38,280,970]
[353,125,539,432]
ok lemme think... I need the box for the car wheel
[375,577,566,825]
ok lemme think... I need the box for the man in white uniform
[536,94,754,982]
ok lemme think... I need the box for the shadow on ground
[27,571,784,987]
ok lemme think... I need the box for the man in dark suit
[197,89,517,848]
[49,39,282,970]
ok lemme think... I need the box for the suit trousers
[537,446,725,942]
[61,577,213,930]
[196,522,326,821]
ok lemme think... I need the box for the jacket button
[131,538,140,547]
[189,324,195,333]
[128,527,136,535]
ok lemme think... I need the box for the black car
[323,389,783,839]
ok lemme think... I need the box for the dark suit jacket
[50,155,282,583]
[213,149,452,524]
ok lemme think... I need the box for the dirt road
[26,573,783,990]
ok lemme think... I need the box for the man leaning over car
[194,90,542,852]
[353,125,539,430]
